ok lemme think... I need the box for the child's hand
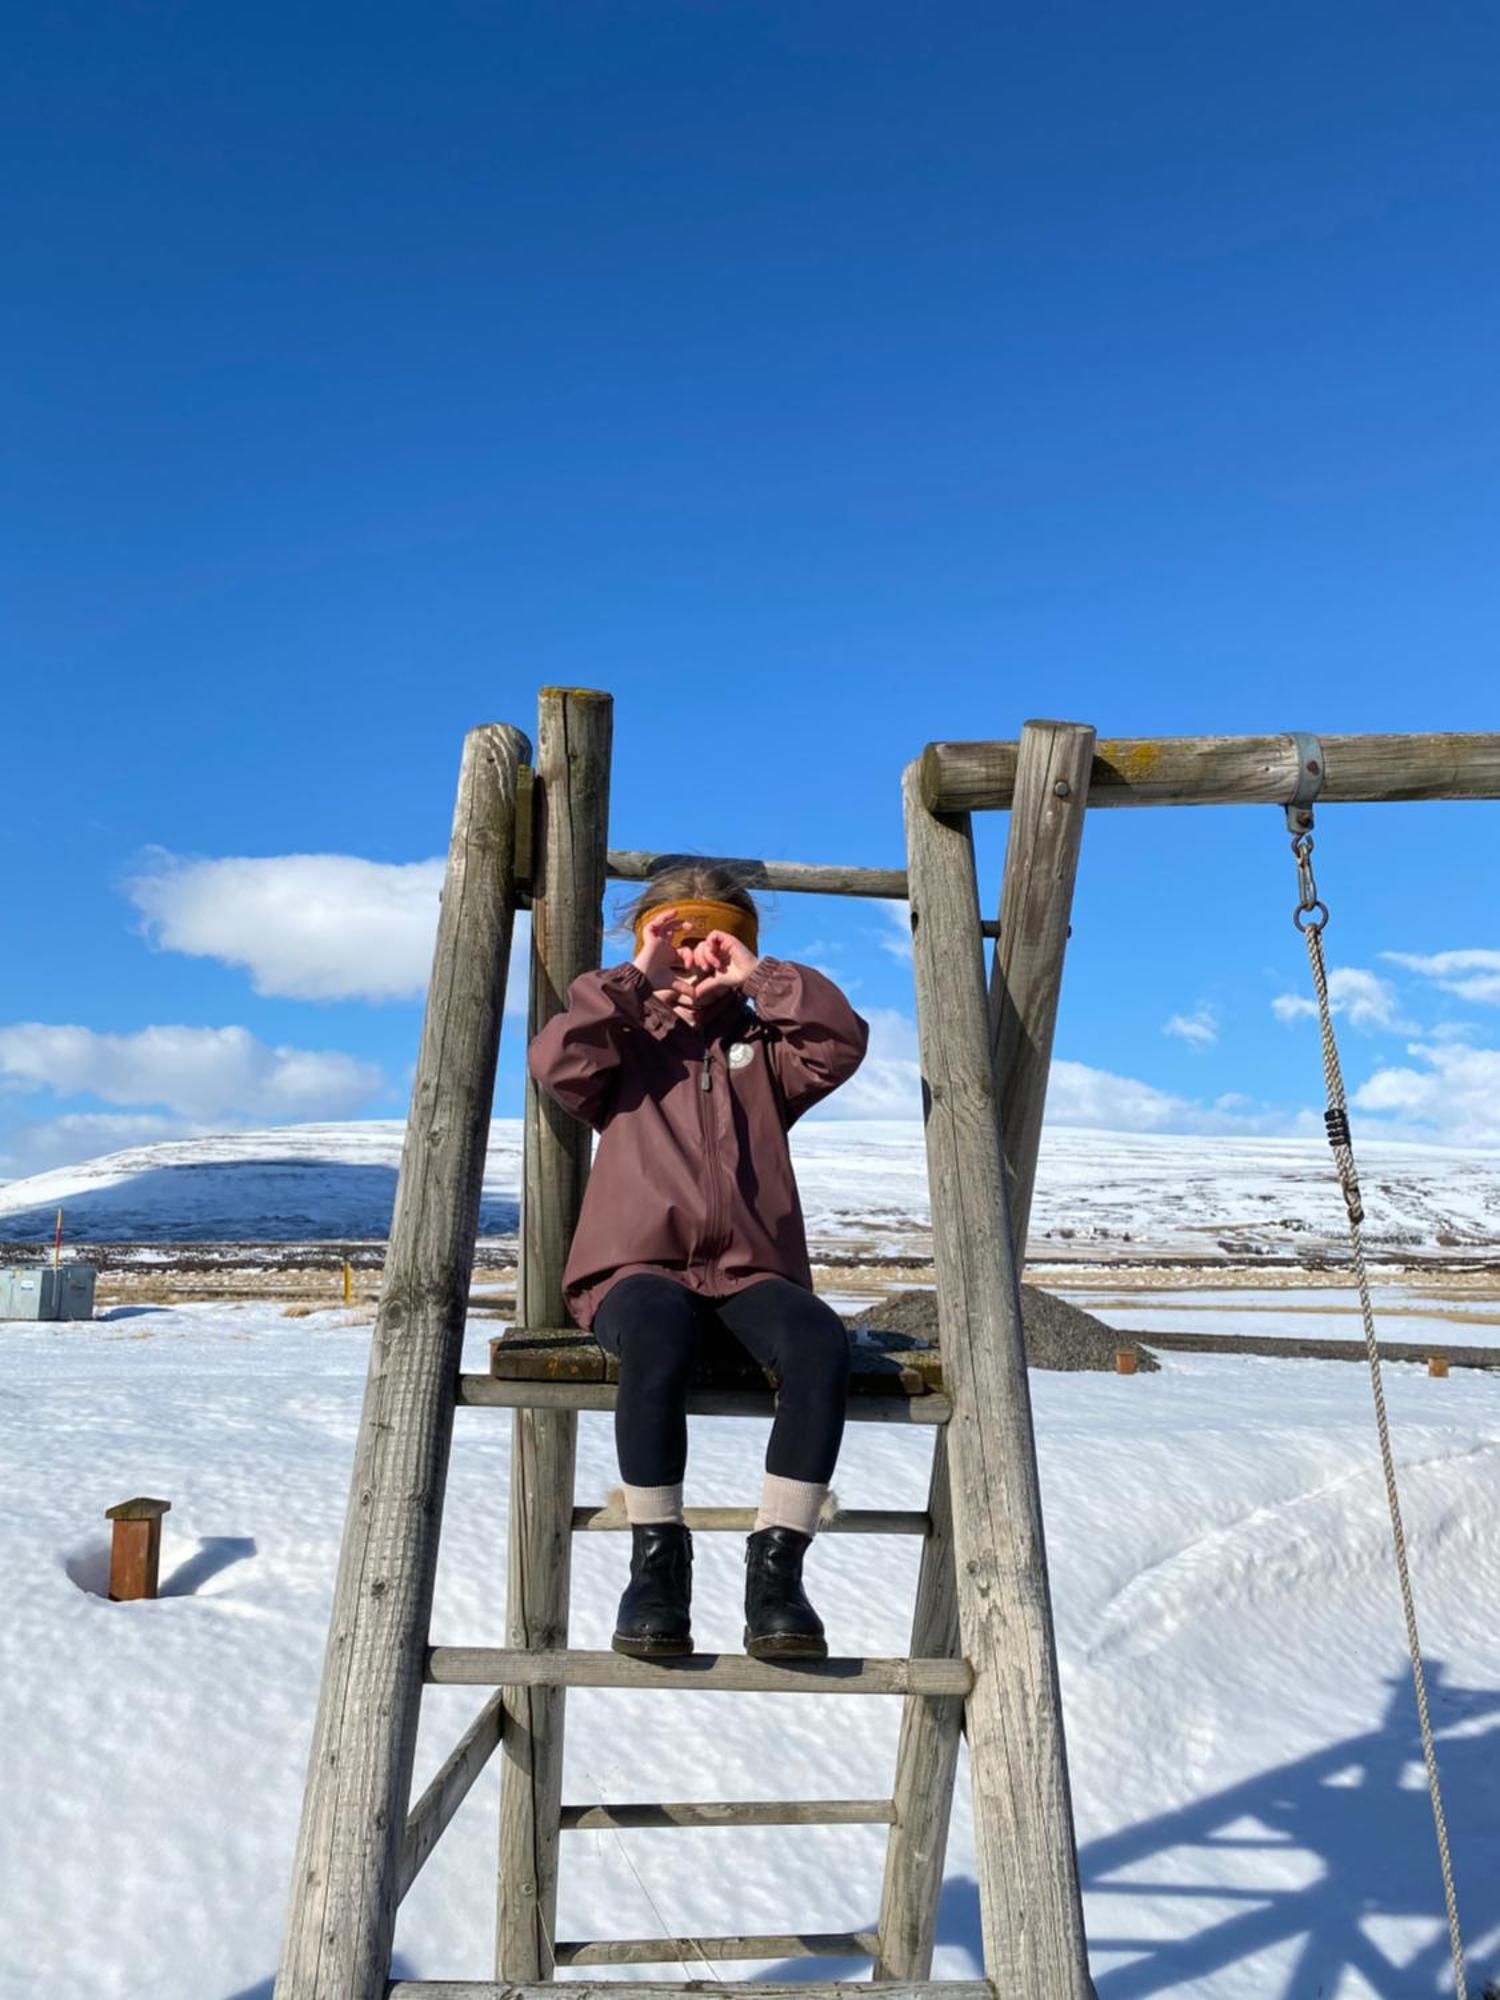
[684,930,760,1008]
[632,907,689,988]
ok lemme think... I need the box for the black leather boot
[612,1523,694,1659]
[743,1525,827,1661]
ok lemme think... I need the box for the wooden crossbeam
[561,1798,896,1829]
[400,1693,506,1901]
[427,1648,973,1696]
[920,728,1500,813]
[389,1983,995,1998]
[554,1931,880,1964]
[457,1377,951,1423]
[607,848,907,899]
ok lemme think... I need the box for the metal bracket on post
[1284,732,1325,834]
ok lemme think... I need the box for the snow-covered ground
[4,1119,1500,1995]
[5,1118,1500,1263]
[5,1294,1500,1998]
[1057,1284,1500,1351]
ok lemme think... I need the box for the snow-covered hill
[2,1118,1499,1262]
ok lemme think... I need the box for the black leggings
[593,1273,851,1487]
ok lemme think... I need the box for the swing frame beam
[277,711,1489,2000]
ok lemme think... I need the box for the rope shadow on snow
[1078,1663,1498,1997]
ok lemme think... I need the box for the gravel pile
[848,1282,1159,1374]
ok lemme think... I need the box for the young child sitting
[525,862,869,1659]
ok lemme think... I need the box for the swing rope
[1288,817,1468,1999]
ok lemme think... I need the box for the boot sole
[743,1630,828,1662]
[612,1632,694,1660]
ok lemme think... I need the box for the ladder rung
[426,1647,972,1696]
[572,1506,930,1534]
[561,1797,896,1829]
[457,1375,952,1424]
[390,1984,993,1998]
[555,1930,879,1965]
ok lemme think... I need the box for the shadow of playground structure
[760,1665,1497,1997]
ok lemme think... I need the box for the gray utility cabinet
[0,1265,97,1320]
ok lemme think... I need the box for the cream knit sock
[753,1473,828,1537]
[620,1481,685,1526]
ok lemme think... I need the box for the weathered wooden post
[106,1496,171,1600]
[275,722,529,2000]
[878,721,1093,1976]
[878,727,1093,1994]
[497,687,613,1977]
[986,720,1096,1250]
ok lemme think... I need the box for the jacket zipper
[696,1038,721,1281]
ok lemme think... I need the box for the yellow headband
[632,897,759,958]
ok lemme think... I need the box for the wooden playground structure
[274,693,1496,1999]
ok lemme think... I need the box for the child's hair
[614,855,768,945]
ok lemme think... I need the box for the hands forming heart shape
[634,908,761,1023]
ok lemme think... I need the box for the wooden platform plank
[488,1321,943,1396]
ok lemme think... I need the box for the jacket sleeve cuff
[742,955,791,1002]
[597,961,677,1039]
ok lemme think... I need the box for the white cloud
[1353,1040,1500,1147]
[1271,994,1318,1022]
[126,849,443,1001]
[1164,1005,1218,1049]
[0,1023,382,1122]
[1383,949,1500,1006]
[1047,1061,1306,1136]
[1046,1059,1193,1131]
[805,1009,1304,1136]
[124,849,533,1011]
[873,899,914,965]
[0,1113,215,1181]
[1271,967,1410,1033]
[806,1007,923,1118]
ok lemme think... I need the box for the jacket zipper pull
[700,1047,712,1092]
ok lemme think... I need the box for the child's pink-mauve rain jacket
[525,956,870,1330]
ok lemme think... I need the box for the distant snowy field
[4,1117,1500,1262]
[4,1121,1500,1997]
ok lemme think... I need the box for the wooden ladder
[273,690,1097,1999]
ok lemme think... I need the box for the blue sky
[4,1,1499,1179]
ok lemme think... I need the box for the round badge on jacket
[727,1042,756,1069]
